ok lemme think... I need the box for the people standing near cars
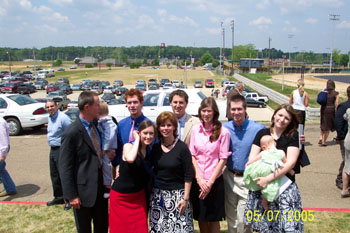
[223,94,265,233]
[0,117,17,197]
[59,91,110,233]
[97,101,118,199]
[169,89,200,145]
[319,80,339,146]
[335,86,350,190]
[109,120,155,233]
[289,79,309,127]
[149,111,194,233]
[112,89,150,170]
[245,104,304,233]
[45,99,72,210]
[189,97,231,233]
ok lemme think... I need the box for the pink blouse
[189,124,231,181]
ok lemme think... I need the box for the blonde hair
[297,79,304,96]
[99,101,109,115]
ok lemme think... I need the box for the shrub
[85,63,94,68]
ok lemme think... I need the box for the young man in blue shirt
[223,94,265,233]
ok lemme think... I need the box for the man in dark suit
[59,91,111,233]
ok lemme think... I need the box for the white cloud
[157,9,167,17]
[249,16,272,30]
[209,16,219,24]
[284,20,290,25]
[273,0,344,14]
[280,7,288,15]
[102,0,131,11]
[137,14,159,30]
[205,27,221,35]
[257,0,270,9]
[337,20,350,29]
[0,7,6,17]
[19,0,32,8]
[305,17,318,24]
[283,26,300,33]
[35,24,58,33]
[47,12,69,23]
[112,15,123,24]
[114,27,133,35]
[49,0,73,6]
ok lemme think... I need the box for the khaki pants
[223,168,251,233]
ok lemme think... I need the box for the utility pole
[219,22,223,75]
[230,20,234,73]
[288,34,294,66]
[329,14,340,73]
[268,37,272,73]
[6,50,11,74]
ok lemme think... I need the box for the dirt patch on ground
[271,73,350,97]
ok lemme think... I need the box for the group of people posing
[50,86,306,233]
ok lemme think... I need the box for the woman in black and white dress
[149,111,194,233]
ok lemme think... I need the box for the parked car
[34,80,48,90]
[205,78,214,88]
[57,68,65,71]
[70,65,78,69]
[58,77,69,84]
[136,80,146,86]
[108,96,126,105]
[193,81,203,88]
[103,85,115,94]
[113,80,123,86]
[0,94,49,135]
[162,83,173,90]
[246,98,267,108]
[65,108,79,122]
[38,69,55,79]
[148,78,157,87]
[17,83,36,94]
[59,84,73,95]
[243,92,269,103]
[108,89,222,122]
[101,93,116,104]
[135,84,146,92]
[52,96,70,111]
[172,80,180,88]
[1,81,22,93]
[148,84,159,90]
[115,87,128,96]
[160,78,170,87]
[46,83,59,94]
[221,78,230,87]
[47,90,66,98]
[67,100,78,109]
[91,86,103,95]
[81,82,93,90]
[71,83,82,91]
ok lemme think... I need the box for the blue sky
[0,0,349,53]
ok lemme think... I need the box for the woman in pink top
[189,97,231,233]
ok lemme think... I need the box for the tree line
[0,45,348,66]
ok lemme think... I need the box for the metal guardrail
[233,73,320,120]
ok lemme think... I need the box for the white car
[108,89,227,122]
[0,94,49,135]
[163,83,173,90]
[67,100,78,109]
[172,80,180,88]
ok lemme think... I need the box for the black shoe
[47,198,65,206]
[64,202,72,211]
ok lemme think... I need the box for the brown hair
[169,89,188,104]
[347,86,350,98]
[229,93,247,109]
[326,80,335,92]
[156,111,178,139]
[125,88,144,102]
[78,91,98,111]
[198,97,222,142]
[270,104,299,137]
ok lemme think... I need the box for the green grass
[0,204,349,232]
[240,73,347,108]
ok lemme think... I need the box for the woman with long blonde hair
[289,79,309,127]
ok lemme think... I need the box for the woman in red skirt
[109,120,155,233]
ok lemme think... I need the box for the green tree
[106,62,113,70]
[199,52,213,65]
[332,49,341,65]
[74,58,81,64]
[340,54,349,67]
[85,64,93,68]
[52,58,62,67]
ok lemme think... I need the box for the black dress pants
[49,147,63,199]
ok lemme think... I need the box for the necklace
[162,138,177,148]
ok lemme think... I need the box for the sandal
[341,191,350,198]
[321,144,327,147]
[318,140,322,144]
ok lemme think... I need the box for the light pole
[329,14,340,73]
[348,51,350,68]
[282,55,286,91]
[6,50,11,74]
[288,35,294,66]
[230,20,234,73]
[219,22,223,74]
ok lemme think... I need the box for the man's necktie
[129,120,135,142]
[90,123,102,168]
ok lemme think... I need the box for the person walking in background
[170,89,200,145]
[319,80,339,146]
[223,94,265,233]
[109,120,155,233]
[335,86,350,190]
[289,79,309,127]
[59,91,109,233]
[45,99,72,210]
[341,108,350,198]
[189,97,231,233]
[97,101,118,199]
[149,111,194,233]
[0,117,17,197]
[245,104,304,233]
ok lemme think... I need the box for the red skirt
[109,189,148,233]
